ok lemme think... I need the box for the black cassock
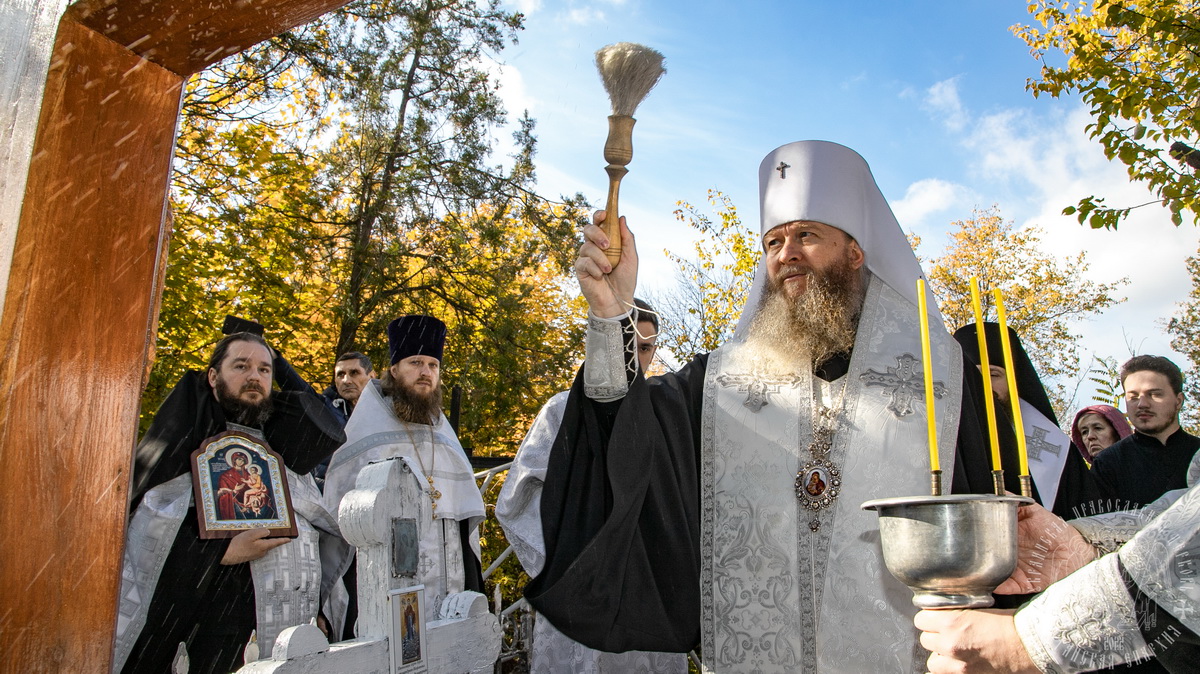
[525,349,1097,654]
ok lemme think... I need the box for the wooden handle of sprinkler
[602,115,637,267]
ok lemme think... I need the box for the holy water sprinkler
[594,42,666,267]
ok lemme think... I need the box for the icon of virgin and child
[215,448,275,520]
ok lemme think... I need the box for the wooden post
[0,20,183,671]
[0,2,358,671]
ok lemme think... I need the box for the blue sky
[490,0,1200,408]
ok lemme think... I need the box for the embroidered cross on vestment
[860,353,946,418]
[1024,427,1063,462]
[716,370,802,412]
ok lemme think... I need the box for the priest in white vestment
[497,300,687,673]
[526,141,1015,673]
[324,315,486,631]
[115,333,346,673]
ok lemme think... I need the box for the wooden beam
[0,1,355,669]
[0,18,182,672]
[67,0,355,76]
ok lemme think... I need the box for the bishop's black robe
[525,348,1096,654]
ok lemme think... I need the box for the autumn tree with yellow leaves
[1166,244,1200,428]
[1014,0,1200,229]
[144,0,591,457]
[648,190,760,362]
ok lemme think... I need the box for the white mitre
[734,140,939,337]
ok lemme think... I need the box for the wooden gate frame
[0,2,351,671]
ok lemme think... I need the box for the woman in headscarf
[1071,404,1133,463]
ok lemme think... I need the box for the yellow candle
[994,288,1030,477]
[917,279,939,473]
[969,278,1003,473]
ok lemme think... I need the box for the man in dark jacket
[313,352,375,486]
[1090,355,1199,511]
[321,351,376,426]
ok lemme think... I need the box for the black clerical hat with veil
[953,322,1059,426]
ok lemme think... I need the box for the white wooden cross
[237,458,500,673]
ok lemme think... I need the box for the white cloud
[491,61,535,117]
[508,0,542,15]
[892,178,972,232]
[1025,152,1196,362]
[475,57,539,173]
[964,110,1043,182]
[841,71,868,90]
[951,101,1199,402]
[563,7,605,24]
[924,77,968,132]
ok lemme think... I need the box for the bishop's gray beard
[747,258,866,369]
[381,373,442,425]
[215,376,274,427]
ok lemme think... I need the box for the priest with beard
[114,331,346,674]
[526,141,1022,672]
[323,315,485,639]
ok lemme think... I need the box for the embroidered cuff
[583,310,637,402]
[1015,553,1151,673]
[1117,483,1200,641]
[1070,508,1158,556]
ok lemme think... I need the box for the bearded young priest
[323,315,485,637]
[526,141,1023,672]
[115,331,346,674]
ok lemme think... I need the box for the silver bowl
[861,494,1033,609]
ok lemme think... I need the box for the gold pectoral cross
[426,476,442,520]
[808,426,834,459]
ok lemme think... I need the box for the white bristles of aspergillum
[594,42,667,117]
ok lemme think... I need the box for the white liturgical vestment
[497,391,687,673]
[1016,455,1200,672]
[324,381,485,622]
[699,276,961,673]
